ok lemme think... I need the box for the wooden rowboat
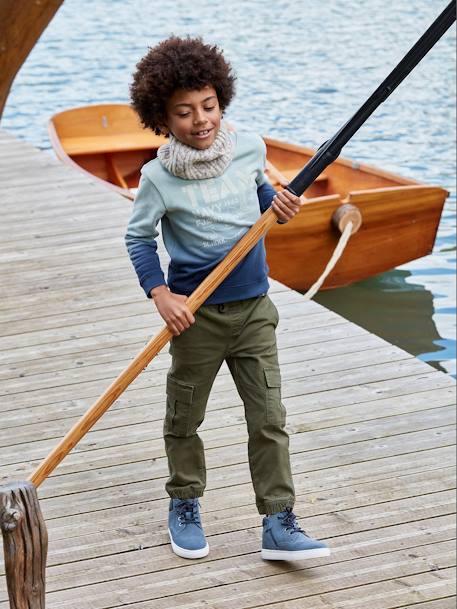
[48,103,449,291]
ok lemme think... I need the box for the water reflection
[313,268,453,377]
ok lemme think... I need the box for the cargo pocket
[165,375,196,437]
[264,367,286,425]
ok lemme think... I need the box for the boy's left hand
[272,189,304,223]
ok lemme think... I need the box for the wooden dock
[0,129,455,609]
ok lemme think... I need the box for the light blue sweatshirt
[125,131,277,304]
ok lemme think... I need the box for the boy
[126,36,330,561]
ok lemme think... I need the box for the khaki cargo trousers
[164,293,296,515]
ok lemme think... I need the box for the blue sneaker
[262,507,331,561]
[168,498,209,559]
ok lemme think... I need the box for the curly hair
[130,36,236,135]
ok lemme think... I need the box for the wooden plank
[0,342,410,401]
[0,469,454,573]
[36,541,457,609]
[0,361,435,434]
[1,366,453,431]
[0,289,304,337]
[0,236,123,265]
[0,172,103,197]
[0,373,452,449]
[0,188,123,218]
[30,432,457,517]
[247,571,456,609]
[2,360,455,427]
[0,298,333,353]
[0,325,385,397]
[2,384,453,489]
[0,303,338,370]
[1,468,450,572]
[1,398,454,492]
[0,216,128,248]
[0,278,141,317]
[0,315,354,372]
[0,368,453,454]
[0,514,453,599]
[40,466,457,547]
[58,131,162,155]
[0,372,448,472]
[0,364,452,464]
[0,226,124,258]
[0,276,300,315]
[0,256,134,293]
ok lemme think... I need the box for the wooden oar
[28,0,455,488]
[29,207,279,487]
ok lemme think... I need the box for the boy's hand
[272,189,304,223]
[150,286,195,336]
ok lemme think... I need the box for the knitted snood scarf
[157,126,234,180]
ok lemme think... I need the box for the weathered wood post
[0,482,48,609]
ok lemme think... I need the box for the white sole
[261,547,331,561]
[168,529,209,559]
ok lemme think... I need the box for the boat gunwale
[263,136,421,187]
[48,104,446,203]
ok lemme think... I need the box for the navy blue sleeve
[125,174,167,298]
[257,182,287,224]
[257,182,276,213]
[126,240,166,298]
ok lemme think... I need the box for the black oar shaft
[288,0,456,197]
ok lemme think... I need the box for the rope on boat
[302,220,354,301]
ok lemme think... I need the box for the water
[2,0,456,377]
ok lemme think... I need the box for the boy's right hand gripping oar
[29,1,455,488]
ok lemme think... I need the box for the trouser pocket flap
[165,375,197,437]
[264,367,281,388]
[263,367,285,425]
[167,375,195,403]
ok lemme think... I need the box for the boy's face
[163,85,222,150]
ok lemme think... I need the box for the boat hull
[266,186,447,290]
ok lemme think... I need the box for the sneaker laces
[176,499,201,526]
[278,507,308,536]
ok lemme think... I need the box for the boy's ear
[158,125,170,137]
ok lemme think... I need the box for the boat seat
[59,132,165,156]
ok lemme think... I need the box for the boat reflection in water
[314,268,453,377]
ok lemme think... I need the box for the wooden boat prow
[48,103,449,291]
[273,185,446,289]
